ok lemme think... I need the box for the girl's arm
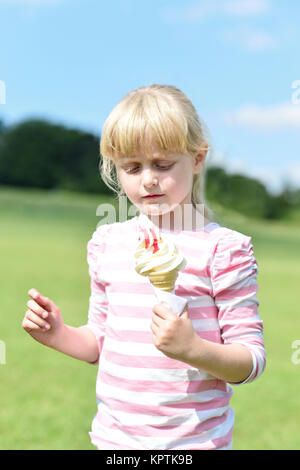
[152,233,266,385]
[151,306,253,383]
[23,289,99,364]
[183,330,253,384]
[50,324,99,363]
[23,228,110,364]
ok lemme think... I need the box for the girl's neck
[143,204,210,232]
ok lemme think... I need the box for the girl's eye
[121,162,174,173]
[156,163,174,170]
[123,166,140,173]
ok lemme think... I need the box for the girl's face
[116,144,204,217]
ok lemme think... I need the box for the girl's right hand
[22,288,64,347]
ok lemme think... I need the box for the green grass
[0,185,299,450]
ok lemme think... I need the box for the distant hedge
[0,118,299,220]
[0,118,110,194]
[205,166,296,220]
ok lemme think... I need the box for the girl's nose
[142,169,158,188]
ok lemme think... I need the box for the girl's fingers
[150,321,158,335]
[27,299,48,318]
[151,313,164,328]
[25,310,50,329]
[23,316,49,332]
[23,317,39,331]
[152,303,175,319]
[28,289,52,313]
[28,288,40,300]
[36,294,52,311]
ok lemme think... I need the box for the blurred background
[0,0,299,450]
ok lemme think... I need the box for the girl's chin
[139,201,182,217]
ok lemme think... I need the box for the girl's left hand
[151,303,197,362]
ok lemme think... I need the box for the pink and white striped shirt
[83,215,266,450]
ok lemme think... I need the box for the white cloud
[209,150,300,194]
[210,150,247,173]
[161,0,271,23]
[246,166,286,194]
[224,0,271,16]
[243,31,277,50]
[161,2,216,23]
[223,102,300,131]
[285,163,300,190]
[161,1,276,52]
[222,27,278,51]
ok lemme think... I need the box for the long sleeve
[211,232,266,385]
[83,227,109,364]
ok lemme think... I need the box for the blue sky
[0,0,299,194]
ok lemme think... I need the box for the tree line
[0,118,299,220]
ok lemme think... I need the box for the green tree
[0,119,109,194]
[206,165,290,220]
[0,118,298,221]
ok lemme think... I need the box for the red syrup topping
[152,239,159,253]
[139,226,162,253]
[139,227,150,249]
[149,227,158,253]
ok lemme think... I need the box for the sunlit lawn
[0,185,299,449]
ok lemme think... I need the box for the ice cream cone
[135,217,187,314]
[148,270,179,292]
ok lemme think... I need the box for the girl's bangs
[101,97,188,160]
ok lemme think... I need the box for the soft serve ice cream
[135,218,186,293]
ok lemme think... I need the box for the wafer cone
[150,261,187,315]
[148,270,179,292]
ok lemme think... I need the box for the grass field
[0,185,299,450]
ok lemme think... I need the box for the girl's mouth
[142,194,164,199]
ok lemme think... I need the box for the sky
[0,0,300,195]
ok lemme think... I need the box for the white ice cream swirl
[135,234,186,277]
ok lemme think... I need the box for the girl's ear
[193,142,208,174]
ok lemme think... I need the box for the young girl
[23,84,266,450]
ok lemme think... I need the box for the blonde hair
[100,84,215,221]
